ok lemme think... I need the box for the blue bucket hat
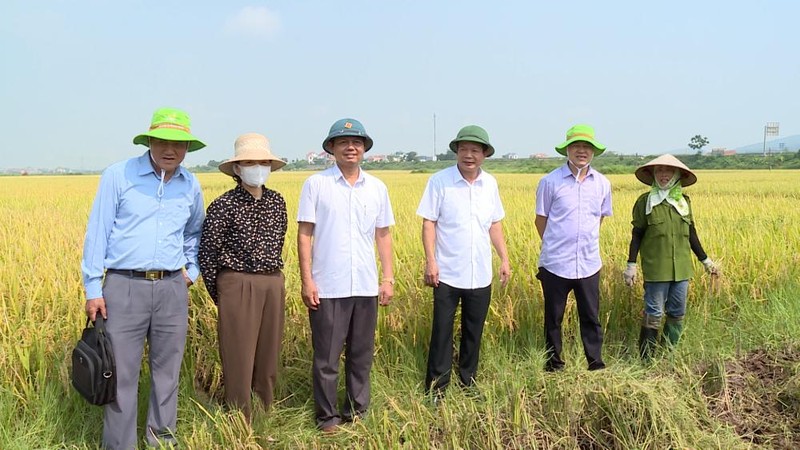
[322,118,373,154]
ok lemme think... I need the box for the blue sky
[1,1,797,170]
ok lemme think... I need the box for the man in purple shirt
[535,124,612,372]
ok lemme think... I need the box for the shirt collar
[450,164,484,185]
[560,162,594,180]
[233,184,267,203]
[332,163,365,185]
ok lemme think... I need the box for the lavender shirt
[535,164,612,279]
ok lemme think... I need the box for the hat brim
[449,137,495,157]
[219,158,286,176]
[133,129,206,152]
[635,155,697,187]
[555,138,606,156]
[322,134,374,155]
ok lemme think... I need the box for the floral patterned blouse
[199,185,287,302]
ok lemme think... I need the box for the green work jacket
[631,193,695,282]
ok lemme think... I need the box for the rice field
[0,169,799,449]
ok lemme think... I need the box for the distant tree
[688,135,709,154]
[436,151,456,161]
[405,151,418,162]
[207,159,222,168]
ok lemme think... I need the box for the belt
[107,269,181,280]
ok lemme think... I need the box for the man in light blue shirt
[82,107,205,450]
[535,124,612,372]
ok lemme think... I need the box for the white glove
[623,263,637,287]
[702,258,720,276]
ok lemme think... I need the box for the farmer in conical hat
[623,154,720,360]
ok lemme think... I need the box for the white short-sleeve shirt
[297,165,395,298]
[416,165,505,289]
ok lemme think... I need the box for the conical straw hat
[635,154,697,187]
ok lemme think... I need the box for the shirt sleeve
[277,192,288,260]
[296,178,317,223]
[81,168,119,300]
[198,197,226,302]
[376,183,395,228]
[416,177,440,221]
[600,178,613,217]
[183,179,205,282]
[491,179,505,222]
[535,177,552,217]
[631,195,648,229]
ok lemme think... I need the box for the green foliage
[688,135,710,153]
[264,151,800,173]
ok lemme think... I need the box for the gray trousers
[309,296,377,429]
[102,271,188,450]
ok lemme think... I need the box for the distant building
[417,155,433,162]
[306,151,333,164]
[710,147,736,156]
[530,153,548,159]
[502,153,519,160]
[366,154,388,163]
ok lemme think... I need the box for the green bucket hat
[449,125,495,157]
[133,107,206,152]
[554,124,606,156]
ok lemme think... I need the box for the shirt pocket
[680,215,692,238]
[358,199,379,234]
[646,215,667,237]
[473,197,494,230]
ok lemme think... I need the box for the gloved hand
[701,258,720,276]
[623,263,637,287]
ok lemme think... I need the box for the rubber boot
[639,314,661,361]
[661,315,684,349]
[638,327,659,361]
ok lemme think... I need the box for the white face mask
[235,164,271,187]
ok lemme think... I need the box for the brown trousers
[217,270,285,419]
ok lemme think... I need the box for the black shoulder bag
[71,316,117,405]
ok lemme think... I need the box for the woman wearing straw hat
[623,154,719,360]
[198,133,288,420]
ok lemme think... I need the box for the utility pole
[433,113,437,161]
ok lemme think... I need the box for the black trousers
[425,283,492,393]
[538,267,605,371]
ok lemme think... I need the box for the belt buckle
[144,270,162,280]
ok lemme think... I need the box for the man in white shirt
[417,125,511,397]
[297,118,395,432]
